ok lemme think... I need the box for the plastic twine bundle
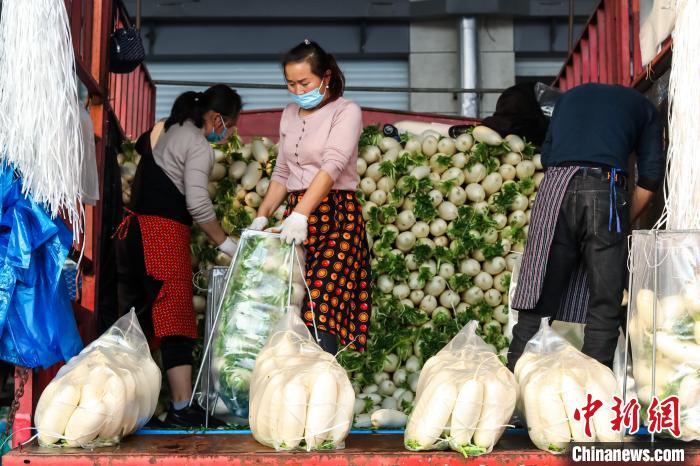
[0,0,84,239]
[657,0,700,230]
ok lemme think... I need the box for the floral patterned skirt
[285,190,372,351]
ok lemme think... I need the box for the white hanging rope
[656,0,700,231]
[0,0,84,240]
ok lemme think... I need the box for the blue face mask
[290,82,326,109]
[207,115,228,142]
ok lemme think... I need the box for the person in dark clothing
[508,83,664,371]
[481,82,550,147]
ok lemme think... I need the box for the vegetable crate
[627,229,700,441]
[194,231,305,427]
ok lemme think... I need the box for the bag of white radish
[515,318,621,454]
[404,320,517,456]
[628,230,700,441]
[202,231,306,424]
[249,308,354,451]
[35,310,160,448]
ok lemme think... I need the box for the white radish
[455,133,474,152]
[484,289,502,307]
[405,375,458,449]
[472,126,503,146]
[428,189,444,206]
[438,138,457,155]
[452,152,468,168]
[357,158,367,176]
[241,162,263,190]
[502,151,522,166]
[210,162,226,181]
[460,259,481,276]
[516,161,536,180]
[474,272,494,291]
[381,396,399,410]
[330,379,355,445]
[411,221,430,238]
[360,177,377,196]
[438,202,458,221]
[369,190,387,206]
[499,164,517,181]
[465,163,487,183]
[505,134,525,153]
[481,173,503,196]
[361,146,381,163]
[366,162,382,182]
[473,373,516,450]
[422,136,438,156]
[429,219,448,237]
[372,409,408,429]
[560,372,592,442]
[538,382,571,452]
[466,183,486,203]
[442,167,465,185]
[278,376,308,449]
[305,371,338,449]
[450,379,484,447]
[228,160,247,180]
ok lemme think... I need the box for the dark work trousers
[507,171,630,371]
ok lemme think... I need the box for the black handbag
[109,0,145,74]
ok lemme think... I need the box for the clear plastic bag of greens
[628,230,700,441]
[196,231,306,425]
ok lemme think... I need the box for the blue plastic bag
[0,165,83,369]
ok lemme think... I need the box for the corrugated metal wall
[148,60,409,119]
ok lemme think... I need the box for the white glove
[248,216,269,231]
[280,212,308,245]
[217,237,238,257]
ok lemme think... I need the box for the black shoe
[143,416,168,429]
[164,402,228,429]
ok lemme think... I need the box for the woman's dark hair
[282,40,345,102]
[164,84,242,130]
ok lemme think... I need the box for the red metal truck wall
[555,0,672,90]
[237,108,480,141]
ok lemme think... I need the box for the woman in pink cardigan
[250,40,371,354]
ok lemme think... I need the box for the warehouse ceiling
[123,0,596,20]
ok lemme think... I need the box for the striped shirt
[511,166,590,323]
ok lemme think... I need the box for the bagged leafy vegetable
[34,310,160,448]
[250,308,354,451]
[628,231,700,441]
[404,321,517,456]
[515,318,620,454]
[203,231,306,424]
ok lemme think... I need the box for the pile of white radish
[35,311,161,448]
[347,124,541,423]
[404,321,517,456]
[249,310,354,451]
[514,318,620,453]
[629,281,700,440]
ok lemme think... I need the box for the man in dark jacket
[507,83,665,370]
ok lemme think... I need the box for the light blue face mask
[207,115,228,142]
[290,81,326,109]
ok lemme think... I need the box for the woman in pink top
[250,40,371,354]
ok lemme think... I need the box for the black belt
[572,166,628,190]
